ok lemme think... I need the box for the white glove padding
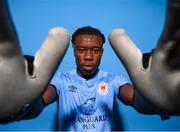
[109,0,180,115]
[0,1,70,123]
[109,29,180,114]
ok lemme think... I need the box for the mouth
[82,65,94,71]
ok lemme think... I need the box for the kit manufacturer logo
[68,85,77,92]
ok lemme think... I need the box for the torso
[50,69,128,131]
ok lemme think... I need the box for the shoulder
[99,70,126,80]
[50,69,76,84]
[54,69,76,78]
[50,70,76,92]
[99,70,130,88]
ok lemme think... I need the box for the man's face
[74,34,104,77]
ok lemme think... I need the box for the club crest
[97,82,109,95]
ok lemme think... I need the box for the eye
[77,47,86,53]
[92,48,101,53]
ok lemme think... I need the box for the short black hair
[71,26,105,46]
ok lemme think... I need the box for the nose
[84,51,93,61]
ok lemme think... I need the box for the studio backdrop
[0,0,179,131]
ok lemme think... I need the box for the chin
[77,67,98,77]
[83,69,98,76]
[83,71,94,75]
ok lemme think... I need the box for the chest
[59,79,116,116]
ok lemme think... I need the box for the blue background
[0,0,180,131]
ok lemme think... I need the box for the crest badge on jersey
[97,82,109,95]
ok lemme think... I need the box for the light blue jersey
[50,69,129,131]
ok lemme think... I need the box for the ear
[101,47,104,54]
[73,46,76,57]
[100,48,104,58]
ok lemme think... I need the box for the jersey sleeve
[113,75,130,97]
[50,72,62,96]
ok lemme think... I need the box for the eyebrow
[75,45,102,48]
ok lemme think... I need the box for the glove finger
[0,0,23,58]
[166,28,180,69]
[31,27,69,85]
[109,28,144,77]
[156,0,180,50]
[154,0,180,70]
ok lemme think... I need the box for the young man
[30,26,162,131]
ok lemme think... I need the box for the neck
[77,69,99,80]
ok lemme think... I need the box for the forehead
[74,34,103,47]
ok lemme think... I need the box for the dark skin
[42,34,134,106]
